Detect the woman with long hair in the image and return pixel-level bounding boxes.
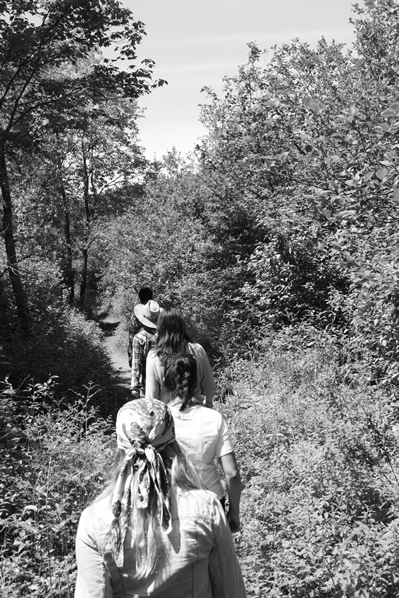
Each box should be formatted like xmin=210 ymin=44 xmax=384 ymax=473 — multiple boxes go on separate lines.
xmin=145 ymin=308 xmax=215 ymax=407
xmin=74 ymin=398 xmax=246 ymax=597
xmin=163 ymin=353 xmax=242 ymax=533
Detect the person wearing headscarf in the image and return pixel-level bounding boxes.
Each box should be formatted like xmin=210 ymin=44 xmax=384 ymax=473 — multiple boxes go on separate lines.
xmin=145 ymin=308 xmax=215 ymax=407
xmin=164 ymin=353 xmax=242 ymax=533
xmin=74 ymin=398 xmax=246 ymax=598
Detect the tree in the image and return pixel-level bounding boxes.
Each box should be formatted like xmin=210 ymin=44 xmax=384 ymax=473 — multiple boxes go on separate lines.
xmin=0 ymin=0 xmax=164 ymax=332
xmin=196 ymin=0 xmax=399 ymax=367
xmin=42 ymin=94 xmax=145 ymax=307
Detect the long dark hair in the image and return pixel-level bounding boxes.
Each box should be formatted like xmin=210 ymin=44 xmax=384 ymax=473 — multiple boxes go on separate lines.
xmin=164 ymin=354 xmax=198 ymax=411
xmin=155 ymin=308 xmax=191 ymax=359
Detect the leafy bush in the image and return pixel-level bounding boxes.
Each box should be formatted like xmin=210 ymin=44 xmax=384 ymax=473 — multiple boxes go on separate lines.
xmin=217 ymin=329 xmax=399 ymax=597
xmin=0 ymin=378 xmax=114 ymax=597
xmin=1 ymin=259 xmax=124 ymax=414
xmin=343 ymin=245 xmax=399 ymax=387
xmin=242 ymin=211 xmax=350 ymax=330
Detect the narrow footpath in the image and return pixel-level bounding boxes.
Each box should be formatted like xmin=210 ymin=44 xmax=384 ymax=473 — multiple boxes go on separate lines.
xmin=100 ymin=315 xmax=131 ymax=392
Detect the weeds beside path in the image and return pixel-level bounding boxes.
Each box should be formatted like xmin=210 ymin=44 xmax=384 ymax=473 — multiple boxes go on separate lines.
xmin=217 ymin=330 xmax=399 ymax=597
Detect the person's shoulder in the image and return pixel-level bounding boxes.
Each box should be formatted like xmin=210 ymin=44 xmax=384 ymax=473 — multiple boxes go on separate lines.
xmin=176 ymin=488 xmax=220 ymax=517
xmin=188 ymin=342 xmax=206 ymax=356
xmin=189 ymin=341 xmax=202 ymax=349
xmin=147 ymin=347 xmax=159 ymax=359
xmin=146 ymin=328 xmax=157 ymax=338
xmin=201 ymin=404 xmax=223 ymax=423
xmin=79 ymin=496 xmax=113 ymax=529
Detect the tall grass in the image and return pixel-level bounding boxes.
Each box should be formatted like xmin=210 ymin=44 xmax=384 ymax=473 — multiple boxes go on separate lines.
xmin=217 ymin=328 xmax=399 ymax=597
xmin=0 ymin=381 xmax=114 ymax=597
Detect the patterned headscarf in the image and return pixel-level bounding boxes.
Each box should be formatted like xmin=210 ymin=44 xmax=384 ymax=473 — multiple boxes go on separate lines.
xmin=111 ymin=399 xmax=176 ymax=567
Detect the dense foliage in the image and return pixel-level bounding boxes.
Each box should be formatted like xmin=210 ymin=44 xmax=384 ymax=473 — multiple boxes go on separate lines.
xmin=0 ymin=380 xmax=113 ymax=597
xmin=2 ymin=0 xmax=399 ymax=596
xmin=220 ymin=328 xmax=399 ymax=597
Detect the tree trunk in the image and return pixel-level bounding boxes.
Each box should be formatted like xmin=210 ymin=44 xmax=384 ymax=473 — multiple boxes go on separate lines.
xmin=79 ymin=145 xmax=90 ymax=308
xmin=64 ymin=208 xmax=75 ymax=304
xmin=0 ymin=140 xmax=30 ymax=334
xmin=58 ymin=182 xmax=75 ymax=304
xmin=0 ymin=273 xmax=8 ymax=333
xmin=80 ymin=246 xmax=88 ymax=307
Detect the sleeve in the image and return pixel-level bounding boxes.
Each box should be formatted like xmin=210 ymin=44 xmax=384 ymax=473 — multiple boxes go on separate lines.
xmin=74 ymin=509 xmax=112 ymax=598
xmin=194 ymin=344 xmax=215 ymax=408
xmin=130 ymin=335 xmax=143 ymax=391
xmin=208 ymin=497 xmax=247 ymax=598
xmin=215 ymin=414 xmax=234 ymax=458
xmin=127 ymin=315 xmax=136 ymax=365
xmin=145 ymin=350 xmax=161 ymax=399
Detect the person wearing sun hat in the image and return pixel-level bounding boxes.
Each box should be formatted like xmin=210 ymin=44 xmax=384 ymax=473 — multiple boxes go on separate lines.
xmin=130 ymin=300 xmax=162 ymax=399
xmin=74 ymin=398 xmax=246 ymax=597
xmin=127 ymin=287 xmax=154 ymax=367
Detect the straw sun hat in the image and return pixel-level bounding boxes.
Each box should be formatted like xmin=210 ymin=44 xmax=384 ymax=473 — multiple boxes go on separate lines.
xmin=134 ymin=300 xmax=162 ymax=329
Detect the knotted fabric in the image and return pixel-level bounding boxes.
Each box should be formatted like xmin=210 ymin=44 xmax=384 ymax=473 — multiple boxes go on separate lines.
xmin=110 ymin=399 xmax=176 ymax=567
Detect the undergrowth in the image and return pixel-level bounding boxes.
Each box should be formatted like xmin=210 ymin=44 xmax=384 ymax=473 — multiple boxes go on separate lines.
xmin=0 ymin=380 xmax=114 ymax=597
xmin=217 ymin=328 xmax=399 ymax=597
xmin=2 ymin=326 xmax=399 ymax=596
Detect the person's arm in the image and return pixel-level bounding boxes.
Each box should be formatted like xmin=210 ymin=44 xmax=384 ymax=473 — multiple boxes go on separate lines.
xmin=127 ymin=316 xmax=135 ymax=367
xmin=194 ymin=344 xmax=215 ymax=408
xmin=208 ymin=497 xmax=246 ymax=598
xmin=145 ymin=351 xmax=161 ymax=399
xmin=130 ymin=335 xmax=143 ymax=397
xmin=218 ymin=452 xmax=241 ymax=532
xmin=75 ymin=509 xmax=112 ymax=598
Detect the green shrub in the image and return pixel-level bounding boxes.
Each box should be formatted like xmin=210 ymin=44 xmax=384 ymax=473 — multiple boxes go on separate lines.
xmin=0 ymin=379 xmax=114 ymax=597
xmin=216 ymin=330 xmax=399 ymax=597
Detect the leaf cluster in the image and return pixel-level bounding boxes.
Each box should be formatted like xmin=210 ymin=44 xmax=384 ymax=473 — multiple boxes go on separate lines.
xmin=0 ymin=378 xmax=114 ymax=597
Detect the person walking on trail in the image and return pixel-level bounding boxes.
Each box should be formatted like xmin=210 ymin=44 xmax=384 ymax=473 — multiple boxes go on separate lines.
xmin=130 ymin=300 xmax=161 ymax=399
xmin=74 ymin=398 xmax=246 ymax=598
xmin=127 ymin=287 xmax=154 ymax=367
xmin=145 ymin=308 xmax=215 ymax=408
xmin=164 ymin=353 xmax=242 ymax=533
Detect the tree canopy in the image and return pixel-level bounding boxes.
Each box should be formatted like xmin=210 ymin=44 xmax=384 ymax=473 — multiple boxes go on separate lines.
xmin=0 ymin=0 xmax=164 ymax=331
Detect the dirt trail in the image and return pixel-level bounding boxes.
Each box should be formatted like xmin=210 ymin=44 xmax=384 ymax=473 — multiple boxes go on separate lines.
xmin=100 ymin=316 xmax=131 ymax=392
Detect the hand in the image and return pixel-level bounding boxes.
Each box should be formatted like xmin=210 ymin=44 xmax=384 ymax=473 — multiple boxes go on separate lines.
xmin=130 ymin=389 xmax=140 ymax=400
xmin=226 ymin=509 xmax=240 ymax=533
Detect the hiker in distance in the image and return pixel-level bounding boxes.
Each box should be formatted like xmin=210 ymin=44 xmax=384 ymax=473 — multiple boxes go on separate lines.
xmin=127 ymin=287 xmax=154 ymax=367
xmin=130 ymin=298 xmax=162 ymax=400
xmin=145 ymin=308 xmax=215 ymax=408
xmin=74 ymin=398 xmax=246 ymax=597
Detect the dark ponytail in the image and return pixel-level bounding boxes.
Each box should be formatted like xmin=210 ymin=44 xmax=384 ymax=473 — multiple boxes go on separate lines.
xmin=164 ymin=354 xmax=198 ymax=411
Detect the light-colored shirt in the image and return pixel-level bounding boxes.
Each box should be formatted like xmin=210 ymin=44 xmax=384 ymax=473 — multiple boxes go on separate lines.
xmin=74 ymin=488 xmax=246 ymax=598
xmin=145 ymin=342 xmax=215 ymax=408
xmin=169 ymin=400 xmax=233 ymax=499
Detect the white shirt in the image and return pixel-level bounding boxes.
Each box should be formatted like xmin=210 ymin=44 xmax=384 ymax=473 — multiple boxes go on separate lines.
xmin=75 ymin=488 xmax=246 ymax=598
xmin=169 ymin=400 xmax=233 ymax=499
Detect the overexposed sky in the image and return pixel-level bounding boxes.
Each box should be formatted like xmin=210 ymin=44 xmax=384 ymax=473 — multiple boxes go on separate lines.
xmin=123 ymin=0 xmax=356 ymax=159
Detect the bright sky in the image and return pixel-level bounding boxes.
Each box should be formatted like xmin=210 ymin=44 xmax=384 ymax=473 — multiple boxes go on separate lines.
xmin=123 ymin=0 xmax=356 ymax=159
